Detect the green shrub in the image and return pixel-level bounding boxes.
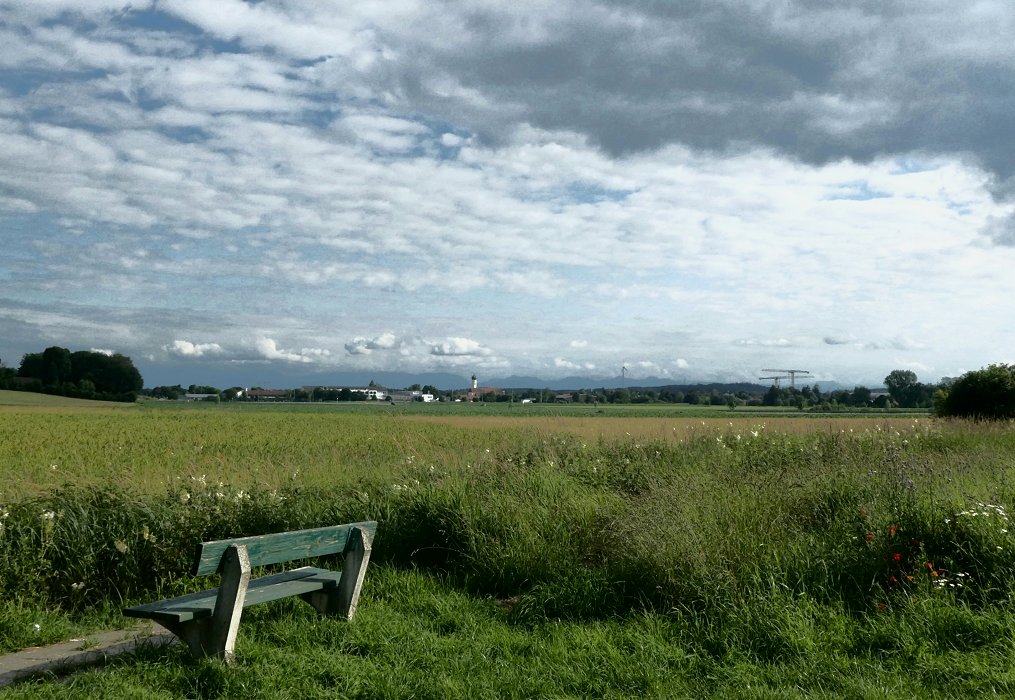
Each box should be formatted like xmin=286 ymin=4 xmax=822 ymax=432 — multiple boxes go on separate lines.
xmin=936 ymin=364 xmax=1015 ymax=419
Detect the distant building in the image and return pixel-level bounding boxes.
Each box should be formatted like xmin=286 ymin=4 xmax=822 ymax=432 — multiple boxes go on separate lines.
xmin=302 ymin=385 xmax=387 ymax=401
xmin=182 ymin=393 xmax=218 ymax=401
xmin=458 ymin=373 xmax=501 ymax=401
xmin=245 ymin=389 xmax=291 ymax=401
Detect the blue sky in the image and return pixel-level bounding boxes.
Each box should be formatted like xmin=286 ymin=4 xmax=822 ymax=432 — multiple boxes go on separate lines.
xmin=2 ymin=1 xmax=1014 ymax=389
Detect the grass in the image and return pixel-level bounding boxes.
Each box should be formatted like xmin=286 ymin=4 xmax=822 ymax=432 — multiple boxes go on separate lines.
xmin=0 ymin=389 xmax=135 ymax=409
xmin=6 ymin=569 xmax=1015 ymax=698
xmin=2 ymin=406 xmax=1015 ymax=696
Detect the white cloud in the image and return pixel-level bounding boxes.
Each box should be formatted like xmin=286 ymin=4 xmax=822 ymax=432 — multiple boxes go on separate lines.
xmin=344 ymin=332 xmax=400 ymax=355
xmin=254 ymin=337 xmax=328 ymax=363
xmin=165 ymin=340 xmax=224 ymax=358
xmin=735 ymin=338 xmax=794 ymax=348
xmin=89 ymin=347 xmax=114 ymax=356
xmin=430 ymin=337 xmax=492 ymax=357
xmin=2 ymin=3 xmax=1015 ymax=387
xmin=553 ymin=357 xmax=595 ymax=371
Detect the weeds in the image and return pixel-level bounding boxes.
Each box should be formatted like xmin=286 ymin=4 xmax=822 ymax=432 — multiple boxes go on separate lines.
xmin=3 ymin=413 xmax=1015 ymax=695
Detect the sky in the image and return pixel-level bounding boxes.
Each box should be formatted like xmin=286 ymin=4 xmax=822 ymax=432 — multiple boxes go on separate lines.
xmin=2 ymin=0 xmax=1014 ymax=389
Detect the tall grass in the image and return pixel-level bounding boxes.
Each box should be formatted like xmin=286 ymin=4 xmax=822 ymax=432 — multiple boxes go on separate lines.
xmin=4 ymin=417 xmax=1014 ymax=627
xmin=6 ymin=413 xmax=1015 ymax=694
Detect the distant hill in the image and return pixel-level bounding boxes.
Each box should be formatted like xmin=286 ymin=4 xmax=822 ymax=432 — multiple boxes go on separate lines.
xmin=649 ymin=382 xmax=772 ymax=395
xmin=487 ymin=376 xmax=777 ymax=394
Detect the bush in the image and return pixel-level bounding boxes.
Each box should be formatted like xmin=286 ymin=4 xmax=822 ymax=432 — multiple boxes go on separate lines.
xmin=936 ymin=364 xmax=1015 ymax=420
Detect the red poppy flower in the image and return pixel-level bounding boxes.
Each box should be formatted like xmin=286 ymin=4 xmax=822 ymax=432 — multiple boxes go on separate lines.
xmin=892 ymin=552 xmax=902 ymax=561
xmin=865 ymin=533 xmax=874 ymax=542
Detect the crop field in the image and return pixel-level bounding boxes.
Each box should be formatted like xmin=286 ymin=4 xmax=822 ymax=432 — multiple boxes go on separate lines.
xmin=3 ymin=401 xmax=1015 ymax=697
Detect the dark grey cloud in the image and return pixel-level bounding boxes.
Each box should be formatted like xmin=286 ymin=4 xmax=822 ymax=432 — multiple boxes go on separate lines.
xmin=386 ymin=1 xmax=1015 ymax=186
xmin=985 ymin=214 xmax=1015 ymax=246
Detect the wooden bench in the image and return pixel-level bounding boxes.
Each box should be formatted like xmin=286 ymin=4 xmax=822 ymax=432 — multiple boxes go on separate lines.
xmin=124 ymin=521 xmax=376 ymax=662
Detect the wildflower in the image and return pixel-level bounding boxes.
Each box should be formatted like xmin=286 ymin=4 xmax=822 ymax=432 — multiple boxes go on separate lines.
xmin=892 ymin=552 xmax=902 ymax=561
xmin=888 ymin=525 xmax=897 ymax=537
xmin=41 ymin=511 xmax=55 ymax=521
xmin=1 ymin=507 xmax=8 ymax=519
xmin=864 ymin=533 xmax=874 ymax=543
xmin=114 ymin=539 xmax=128 ymax=554
xmin=179 ymin=491 xmax=190 ymax=503
xmin=32 ymin=624 xmax=40 ymax=633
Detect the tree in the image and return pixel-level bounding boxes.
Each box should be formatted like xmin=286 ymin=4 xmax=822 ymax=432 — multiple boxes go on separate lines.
xmin=884 ymin=369 xmax=919 ymax=407
xmin=70 ymin=351 xmax=142 ymax=396
xmin=41 ymin=346 xmax=73 ymax=386
xmin=936 ymin=364 xmax=1015 ymax=419
xmin=851 ymin=386 xmax=872 ymax=407
xmin=18 ymin=352 xmax=44 ymax=379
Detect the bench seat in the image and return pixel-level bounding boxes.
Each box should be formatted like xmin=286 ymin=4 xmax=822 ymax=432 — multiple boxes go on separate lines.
xmin=124 ymin=566 xmax=342 ymax=624
xmin=122 ymin=522 xmax=376 ymax=662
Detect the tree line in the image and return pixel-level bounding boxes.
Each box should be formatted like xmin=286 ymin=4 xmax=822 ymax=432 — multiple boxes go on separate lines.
xmin=6 ymin=348 xmax=1009 ymax=418
xmin=0 ymin=346 xmax=143 ymax=402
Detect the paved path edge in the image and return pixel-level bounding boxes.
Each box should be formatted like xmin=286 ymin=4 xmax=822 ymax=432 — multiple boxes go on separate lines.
xmin=0 ymin=623 xmax=177 ymax=688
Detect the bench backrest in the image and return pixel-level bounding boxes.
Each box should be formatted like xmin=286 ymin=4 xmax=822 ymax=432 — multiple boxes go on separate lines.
xmin=192 ymin=521 xmax=378 ymax=576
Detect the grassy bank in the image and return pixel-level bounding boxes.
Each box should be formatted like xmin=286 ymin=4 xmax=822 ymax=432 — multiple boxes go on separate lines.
xmin=2 ymin=410 xmax=1015 ymax=695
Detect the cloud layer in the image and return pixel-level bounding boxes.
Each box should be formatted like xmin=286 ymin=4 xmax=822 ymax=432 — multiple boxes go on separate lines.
xmin=2 ymin=1 xmax=1014 ymax=386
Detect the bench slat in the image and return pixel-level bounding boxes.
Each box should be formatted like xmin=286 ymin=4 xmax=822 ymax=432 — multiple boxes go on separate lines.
xmin=124 ymin=567 xmax=342 ymax=624
xmin=193 ymin=522 xmax=377 ymax=575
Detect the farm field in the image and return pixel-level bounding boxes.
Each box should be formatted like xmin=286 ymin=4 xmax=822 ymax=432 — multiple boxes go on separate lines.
xmin=3 ymin=403 xmax=1015 ymax=696
xmin=0 ymin=389 xmax=136 ymax=410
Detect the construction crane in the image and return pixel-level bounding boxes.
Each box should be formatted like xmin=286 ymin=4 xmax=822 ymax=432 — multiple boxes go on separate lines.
xmin=760 ymin=369 xmax=812 ymax=389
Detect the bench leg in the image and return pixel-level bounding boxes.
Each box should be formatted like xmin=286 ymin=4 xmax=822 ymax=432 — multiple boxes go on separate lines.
xmin=160 ymin=543 xmax=252 ymax=663
xmin=300 ymin=525 xmax=373 ymax=619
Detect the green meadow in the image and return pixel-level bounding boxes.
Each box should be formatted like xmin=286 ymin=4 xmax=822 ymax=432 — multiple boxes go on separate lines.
xmin=3 ymin=401 xmax=1015 ymax=697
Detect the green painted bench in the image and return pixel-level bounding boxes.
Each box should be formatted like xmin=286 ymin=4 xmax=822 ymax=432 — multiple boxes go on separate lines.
xmin=124 ymin=521 xmax=377 ymax=662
